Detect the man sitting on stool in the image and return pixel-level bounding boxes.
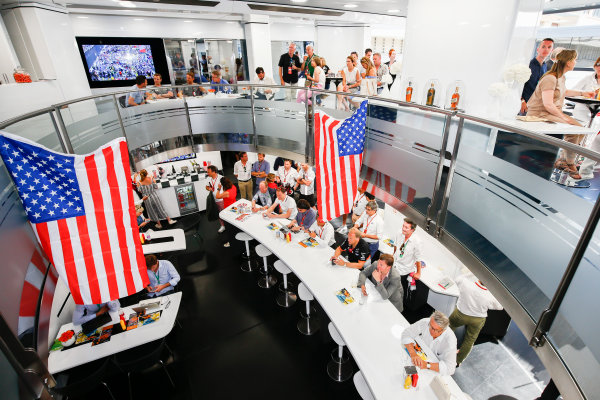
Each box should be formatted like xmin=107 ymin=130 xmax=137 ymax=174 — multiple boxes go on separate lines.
xmin=145 ymin=254 xmax=180 ymax=298
xmin=287 ymin=199 xmax=316 ymax=231
xmin=402 ymin=311 xmax=457 ymax=376
xmin=265 ymin=186 xmax=298 ymax=219
xmin=251 ymin=181 xmax=273 ymax=212
xmin=73 ymin=300 xmax=120 ymax=326
xmin=308 ymin=217 xmax=336 ymax=248
xmin=330 ymin=227 xmax=370 ymax=270
xmin=354 ymin=200 xmax=383 ymax=259
xmin=357 ymin=254 xmax=403 ymax=312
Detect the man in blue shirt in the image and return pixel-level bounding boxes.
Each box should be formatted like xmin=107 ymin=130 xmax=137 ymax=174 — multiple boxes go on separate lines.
xmin=209 ymin=70 xmax=231 ymax=93
xmin=520 ymin=38 xmax=554 ymax=114
xmin=287 ymin=199 xmax=316 ymax=232
xmin=251 ymin=152 xmax=270 ymax=192
xmin=145 ymin=254 xmax=180 ymax=298
xmin=72 ymin=300 xmax=120 ymax=326
xmin=127 ymin=75 xmax=148 ymax=107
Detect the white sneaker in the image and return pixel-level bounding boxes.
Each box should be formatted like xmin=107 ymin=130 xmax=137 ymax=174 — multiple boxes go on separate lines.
xmin=168 ymin=219 xmax=177 ymax=225
xmin=338 ymin=225 xmax=348 ymax=234
xmin=223 ymin=242 xmax=230 ymax=247
xmin=218 ymin=226 xmax=226 ymax=233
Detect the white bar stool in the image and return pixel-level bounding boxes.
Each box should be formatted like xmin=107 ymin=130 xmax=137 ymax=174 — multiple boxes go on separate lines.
xmin=353 ymin=371 xmax=375 ymax=400
xmin=235 ymin=232 xmax=255 ymax=272
xmin=327 ymin=322 xmax=353 ymax=382
xmin=255 ymin=244 xmax=277 ymax=288
xmin=297 ymin=282 xmax=319 ymax=335
xmin=273 ymin=260 xmax=297 ymax=308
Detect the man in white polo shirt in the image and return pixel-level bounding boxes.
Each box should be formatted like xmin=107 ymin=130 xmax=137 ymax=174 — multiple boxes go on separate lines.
xmin=449 ymin=275 xmax=503 ymax=365
xmin=205 ymin=165 xmax=225 ymax=233
xmin=234 ymin=152 xmax=253 ymax=201
xmin=338 ymin=187 xmax=369 ymax=234
xmin=354 ymin=200 xmax=383 ymax=259
xmin=308 ymin=217 xmax=336 ymax=248
xmin=393 ymin=218 xmax=423 ymax=309
xmin=276 ymin=159 xmax=298 ymax=188
xmin=266 ymin=186 xmax=298 ymax=220
xmin=295 ymin=163 xmax=316 ymax=207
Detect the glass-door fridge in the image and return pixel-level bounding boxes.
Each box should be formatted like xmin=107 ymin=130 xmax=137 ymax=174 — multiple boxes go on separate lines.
xmin=175 ymin=183 xmax=198 ymax=215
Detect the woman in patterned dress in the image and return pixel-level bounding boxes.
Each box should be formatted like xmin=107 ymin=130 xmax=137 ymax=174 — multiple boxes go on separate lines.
xmin=137 ymin=169 xmax=176 ymax=229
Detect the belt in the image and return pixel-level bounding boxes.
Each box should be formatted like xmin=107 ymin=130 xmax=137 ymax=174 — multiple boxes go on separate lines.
xmin=239 ymin=179 xmax=251 ymax=182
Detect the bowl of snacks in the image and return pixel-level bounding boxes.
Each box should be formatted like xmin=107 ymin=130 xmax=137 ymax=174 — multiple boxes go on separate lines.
xmin=58 ymin=329 xmax=76 ymax=347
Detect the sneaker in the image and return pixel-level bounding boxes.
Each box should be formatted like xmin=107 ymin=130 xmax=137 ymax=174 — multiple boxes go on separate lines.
xmin=338 ymin=225 xmax=348 ymax=234
xmin=168 ymin=219 xmax=177 ymax=225
xmin=223 ymin=242 xmax=230 ymax=247
xmin=218 ymin=226 xmax=226 ymax=233
xmin=155 ymin=224 xmax=163 ymax=230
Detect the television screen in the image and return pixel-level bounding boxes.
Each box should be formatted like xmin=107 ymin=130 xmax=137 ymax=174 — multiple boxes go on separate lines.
xmin=76 ymin=37 xmax=171 ymax=89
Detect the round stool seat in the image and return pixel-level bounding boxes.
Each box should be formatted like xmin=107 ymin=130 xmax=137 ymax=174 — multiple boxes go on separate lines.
xmin=235 ymin=232 xmax=253 ymax=242
xmin=297 ymin=282 xmax=313 ymax=301
xmin=328 ymin=323 xmax=345 ymax=347
xmin=274 ymin=260 xmax=291 ymax=275
xmin=353 ymin=371 xmax=375 ymax=400
xmin=255 ymin=244 xmax=272 ymax=258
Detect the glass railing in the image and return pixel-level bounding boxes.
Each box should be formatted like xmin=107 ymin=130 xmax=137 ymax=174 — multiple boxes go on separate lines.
xmin=1 ymin=83 xmax=599 ymax=400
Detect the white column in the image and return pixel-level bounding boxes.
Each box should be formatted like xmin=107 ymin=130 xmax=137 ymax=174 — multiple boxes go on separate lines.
xmin=244 ymin=14 xmax=273 ymax=82
xmin=396 ymin=0 xmax=544 ymax=116
xmin=315 ymin=24 xmax=370 ymax=74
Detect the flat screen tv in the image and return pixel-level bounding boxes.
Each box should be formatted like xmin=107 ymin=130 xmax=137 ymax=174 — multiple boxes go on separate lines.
xmin=76 ymin=37 xmax=171 ymax=89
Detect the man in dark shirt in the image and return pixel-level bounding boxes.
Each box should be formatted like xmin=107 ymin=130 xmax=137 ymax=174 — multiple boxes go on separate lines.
xmin=331 ymin=227 xmax=370 ymax=270
xmin=278 ymin=42 xmax=302 ymax=101
xmin=520 ymin=38 xmax=554 ymax=115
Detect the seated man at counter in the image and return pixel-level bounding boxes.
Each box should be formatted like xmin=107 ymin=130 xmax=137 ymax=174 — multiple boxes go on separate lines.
xmin=330 ymin=227 xmax=370 ymax=270
xmin=253 ymin=67 xmax=278 ymax=100
xmin=145 ymin=254 xmax=180 ymax=298
xmin=127 ymin=75 xmax=147 ymax=107
xmin=72 ymin=300 xmax=120 ymax=326
xmin=265 ymin=186 xmax=298 ymax=220
xmin=308 ymin=217 xmax=336 ymax=247
xmin=147 ymin=73 xmax=173 ymax=99
xmin=357 ymin=254 xmax=403 ymax=312
xmin=402 ymin=311 xmax=457 ymax=376
xmin=252 ymin=181 xmax=273 ymax=212
xmin=210 ymin=70 xmax=231 ymax=94
xmin=354 ymin=200 xmax=383 ymax=259
xmin=179 ymin=71 xmax=205 ymax=97
xmin=287 ymin=199 xmax=316 ymax=232
xmin=251 ymin=152 xmax=270 ymax=192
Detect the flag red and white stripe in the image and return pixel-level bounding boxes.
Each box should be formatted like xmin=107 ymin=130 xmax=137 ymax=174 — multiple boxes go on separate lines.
xmin=359 ymin=165 xmax=416 ymax=204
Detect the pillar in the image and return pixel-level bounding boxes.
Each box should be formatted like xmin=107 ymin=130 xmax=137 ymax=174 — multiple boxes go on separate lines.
xmin=244 ymin=14 xmax=273 ymax=81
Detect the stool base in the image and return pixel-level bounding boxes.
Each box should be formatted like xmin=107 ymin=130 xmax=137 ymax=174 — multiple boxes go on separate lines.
xmin=258 ymin=274 xmax=277 ymax=289
xmin=276 ymin=290 xmax=297 ymax=308
xmin=240 ymin=259 xmax=255 ymax=273
xmin=327 ymin=349 xmax=353 ymax=382
xmin=297 ymin=316 xmax=319 ymax=335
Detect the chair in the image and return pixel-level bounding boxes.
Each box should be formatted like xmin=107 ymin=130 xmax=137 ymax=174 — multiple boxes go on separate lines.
xmin=236 ymin=232 xmax=255 ymax=272
xmin=273 ymin=260 xmax=297 ymax=308
xmin=255 ymin=244 xmax=277 ymax=288
xmin=50 ymin=357 xmax=116 ymax=400
xmin=327 ymin=322 xmax=353 ymax=382
xmin=297 ymin=282 xmax=318 ymax=335
xmin=353 ymin=370 xmax=375 ymax=400
xmin=113 ymin=338 xmax=174 ymax=400
xmin=118 ymin=95 xmax=127 ymax=108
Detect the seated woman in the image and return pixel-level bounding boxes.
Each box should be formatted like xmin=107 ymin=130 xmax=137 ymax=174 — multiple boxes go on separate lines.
xmin=337 ymin=56 xmax=361 ymax=111
xmin=145 ymin=254 xmax=180 ymax=298
xmin=72 ymin=300 xmax=120 ymax=326
xmin=526 ymin=49 xmax=595 ymax=180
xmin=297 ymin=56 xmax=325 ymax=105
xmin=360 ymin=56 xmax=377 ymax=96
xmin=135 ymin=204 xmax=151 ymax=231
xmin=215 ymin=177 xmax=237 ymax=247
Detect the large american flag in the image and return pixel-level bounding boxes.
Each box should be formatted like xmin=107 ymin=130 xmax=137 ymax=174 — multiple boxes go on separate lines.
xmin=314 ymin=101 xmax=367 ymax=221
xmin=0 ymin=133 xmax=148 ymax=305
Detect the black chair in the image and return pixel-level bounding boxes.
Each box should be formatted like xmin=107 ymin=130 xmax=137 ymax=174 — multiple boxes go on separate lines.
xmin=50 ymin=357 xmax=116 ymax=400
xmin=113 ymin=338 xmax=175 ymax=400
xmin=118 ymin=95 xmax=127 ymax=108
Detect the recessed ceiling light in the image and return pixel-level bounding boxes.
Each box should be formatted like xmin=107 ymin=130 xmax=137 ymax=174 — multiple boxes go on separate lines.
xmin=344 ymin=4 xmax=358 ymax=8
xmin=291 ymin=0 xmax=308 ymax=2
xmin=227 ymin=40 xmax=233 ymax=43
xmin=184 ymin=20 xmax=192 ymax=23
xmin=134 ymin=18 xmax=144 ymax=21
xmin=76 ymin=16 xmax=88 ymax=18
xmin=188 ymin=39 xmax=195 ymax=43
xmin=388 ymin=9 xmax=400 ymax=13
xmin=226 ymin=21 xmax=236 ymax=24
xmin=119 ymin=1 xmax=136 ymax=8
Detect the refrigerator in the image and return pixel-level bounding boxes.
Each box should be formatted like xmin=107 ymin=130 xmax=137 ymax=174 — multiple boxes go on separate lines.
xmin=175 ymin=183 xmax=198 ymax=215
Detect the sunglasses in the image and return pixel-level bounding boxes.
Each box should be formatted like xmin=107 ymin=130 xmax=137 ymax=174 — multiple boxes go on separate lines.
xmin=595 ymin=63 xmax=600 ymax=67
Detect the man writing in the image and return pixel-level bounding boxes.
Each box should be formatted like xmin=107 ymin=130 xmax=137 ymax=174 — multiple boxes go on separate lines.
xmin=520 ymin=38 xmax=554 ymax=114
xmin=127 ymin=75 xmax=147 ymax=107
xmin=357 ymin=254 xmax=403 ymax=312
xmin=251 ymin=181 xmax=273 ymax=212
xmin=287 ymin=199 xmax=316 ymax=232
xmin=330 ymin=227 xmax=370 ymax=270
xmin=308 ymin=218 xmax=336 ymax=247
xmin=73 ymin=300 xmax=120 ymax=326
xmin=278 ymin=42 xmax=302 ymax=101
xmin=251 ymin=153 xmax=270 ymax=192
xmin=265 ymin=186 xmax=298 ymax=220
xmin=234 ymin=152 xmax=253 ymax=201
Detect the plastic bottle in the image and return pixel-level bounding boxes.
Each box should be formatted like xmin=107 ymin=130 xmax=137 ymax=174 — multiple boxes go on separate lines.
xmin=404 ymin=375 xmax=412 ymax=389
xmin=412 ymin=373 xmax=419 ymax=387
xmin=119 ymin=312 xmax=126 ymax=331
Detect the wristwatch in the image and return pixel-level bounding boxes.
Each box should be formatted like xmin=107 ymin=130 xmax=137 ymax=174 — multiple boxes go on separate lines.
xmin=426 ymin=362 xmax=431 ymax=369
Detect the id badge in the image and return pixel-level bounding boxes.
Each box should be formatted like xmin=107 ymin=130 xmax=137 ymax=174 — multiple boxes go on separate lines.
xmin=288 ymin=66 xmax=292 ymax=74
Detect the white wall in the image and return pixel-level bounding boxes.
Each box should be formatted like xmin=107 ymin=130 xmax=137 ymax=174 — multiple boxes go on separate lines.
xmin=244 ymin=16 xmax=273 ymax=81
xmin=270 ymin=22 xmax=315 ymax=42
xmin=0 ymin=16 xmax=19 ymax=84
xmin=315 ymin=25 xmax=369 ymax=74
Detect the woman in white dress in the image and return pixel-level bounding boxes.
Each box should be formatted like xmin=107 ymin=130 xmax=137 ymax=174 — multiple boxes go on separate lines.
xmin=337 ymin=56 xmax=361 ymax=111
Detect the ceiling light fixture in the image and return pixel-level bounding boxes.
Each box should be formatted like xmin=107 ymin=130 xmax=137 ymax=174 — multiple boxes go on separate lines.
xmin=344 ymin=4 xmax=358 ymax=8
xmin=119 ymin=1 xmax=137 ymax=8
xmin=134 ymin=18 xmax=144 ymax=21
xmin=291 ymin=0 xmax=308 ymax=2
xmin=76 ymin=16 xmax=89 ymax=19
xmin=184 ymin=20 xmax=192 ymax=22
xmin=388 ymin=9 xmax=399 ymax=12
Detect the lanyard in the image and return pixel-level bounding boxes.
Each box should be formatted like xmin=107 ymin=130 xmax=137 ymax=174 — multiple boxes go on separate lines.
xmin=398 ymin=237 xmax=409 ymax=258
xmin=475 ymin=281 xmax=487 ymax=290
xmin=153 ymin=269 xmax=160 ymax=284
xmin=283 ymin=168 xmax=290 ymax=183
xmin=299 ymin=212 xmax=308 ymax=226
xmin=354 ymin=193 xmax=365 ymax=207
xmin=318 ymin=226 xmax=325 ymax=238
xmin=363 ymin=214 xmax=376 ymax=234
xmin=211 ymin=177 xmax=218 ymax=192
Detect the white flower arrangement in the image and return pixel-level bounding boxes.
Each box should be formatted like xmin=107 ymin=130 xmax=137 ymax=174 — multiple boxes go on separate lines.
xmin=380 ymin=74 xmax=393 ymax=84
xmin=502 ymin=64 xmax=531 ymax=84
xmin=389 ymin=61 xmax=402 ymax=75
xmin=488 ymin=82 xmax=509 ymax=98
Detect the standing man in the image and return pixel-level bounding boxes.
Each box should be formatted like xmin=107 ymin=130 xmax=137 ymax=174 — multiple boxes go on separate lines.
xmin=354 ymin=200 xmax=384 ymax=259
xmin=205 ymin=165 xmax=225 ymax=233
xmin=127 ymin=75 xmax=148 ymax=107
xmin=301 ymin=45 xmax=317 ymax=87
xmin=295 ymin=163 xmax=315 ymax=207
xmin=251 ymin=152 xmax=270 ymax=193
xmin=234 ymin=152 xmax=253 ymax=201
xmin=393 ymin=218 xmax=424 ymax=309
xmin=278 ymin=42 xmax=302 ymax=101
xmin=520 ymin=38 xmax=554 ymax=114
xmin=449 ymin=275 xmax=503 ymax=366
xmin=276 ymin=159 xmax=298 ymax=188
xmin=373 ymin=53 xmax=389 ymax=94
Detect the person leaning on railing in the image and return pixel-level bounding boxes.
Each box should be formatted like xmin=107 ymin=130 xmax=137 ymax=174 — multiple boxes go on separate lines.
xmin=526 ymin=49 xmax=595 ymax=180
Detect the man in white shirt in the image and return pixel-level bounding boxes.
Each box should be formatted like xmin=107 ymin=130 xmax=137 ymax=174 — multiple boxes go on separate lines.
xmin=308 ymin=218 xmax=336 ymax=247
xmin=205 ymin=165 xmax=225 ymax=233
xmin=393 ymin=218 xmax=423 ymax=309
xmin=295 ymin=163 xmax=316 ymax=207
xmin=266 ymin=186 xmax=298 ymax=220
xmin=276 ymin=159 xmax=298 ymax=188
xmin=338 ymin=187 xmax=369 ymax=234
xmin=450 ymin=275 xmax=503 ymax=365
xmin=252 ymin=181 xmax=273 ymax=212
xmin=354 ymin=200 xmax=383 ymax=259
xmin=253 ymin=67 xmax=278 ymax=100
xmin=402 ymin=311 xmax=457 ymax=376
xmin=233 ymin=152 xmax=253 ymax=201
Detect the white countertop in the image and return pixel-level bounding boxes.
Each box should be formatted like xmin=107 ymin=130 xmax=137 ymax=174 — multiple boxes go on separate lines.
xmin=221 ymin=201 xmax=466 ymax=400
xmin=142 ymin=228 xmax=186 ymax=254
xmin=475 ymin=117 xmax=596 ymax=135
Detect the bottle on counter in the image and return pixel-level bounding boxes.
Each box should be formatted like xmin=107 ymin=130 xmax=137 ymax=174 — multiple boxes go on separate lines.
xmin=405 ymin=82 xmax=413 ymax=102
xmin=450 ymin=87 xmax=460 ymax=110
xmin=426 ymin=83 xmax=435 ymax=106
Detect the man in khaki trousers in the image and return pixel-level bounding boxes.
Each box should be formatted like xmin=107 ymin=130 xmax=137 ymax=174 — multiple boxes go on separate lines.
xmin=234 ymin=152 xmax=253 ymax=201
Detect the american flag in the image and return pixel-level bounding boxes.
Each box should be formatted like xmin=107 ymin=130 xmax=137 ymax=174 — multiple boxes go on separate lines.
xmin=314 ymin=101 xmax=367 ymax=221
xmin=0 ymin=133 xmax=148 ymax=305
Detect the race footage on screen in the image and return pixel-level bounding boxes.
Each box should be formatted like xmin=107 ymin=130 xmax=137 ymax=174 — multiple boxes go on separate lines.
xmin=83 ymin=44 xmax=156 ymax=81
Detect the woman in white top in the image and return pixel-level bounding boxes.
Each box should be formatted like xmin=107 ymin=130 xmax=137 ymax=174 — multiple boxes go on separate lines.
xmin=337 ymin=56 xmax=361 ymax=111
xmin=297 ymin=56 xmax=324 ymax=105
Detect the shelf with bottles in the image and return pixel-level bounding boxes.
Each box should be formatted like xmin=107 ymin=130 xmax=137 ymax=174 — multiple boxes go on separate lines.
xmin=444 ymin=80 xmax=466 ymax=112
xmin=422 ymin=79 xmax=441 ymax=108
xmin=400 ymin=77 xmax=419 ymax=104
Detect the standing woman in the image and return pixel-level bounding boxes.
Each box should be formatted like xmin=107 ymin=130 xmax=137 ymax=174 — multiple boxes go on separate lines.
xmin=526 ymin=49 xmax=595 ymax=179
xmin=215 ymin=177 xmax=237 ymax=247
xmin=137 ymin=169 xmax=177 ymax=229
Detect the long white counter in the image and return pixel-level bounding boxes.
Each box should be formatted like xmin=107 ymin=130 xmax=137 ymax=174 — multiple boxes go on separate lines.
xmin=220 ymin=200 xmax=467 ymax=400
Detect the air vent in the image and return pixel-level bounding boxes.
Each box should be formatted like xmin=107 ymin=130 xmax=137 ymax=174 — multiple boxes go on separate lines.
xmin=247 ymin=3 xmax=344 ymax=16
